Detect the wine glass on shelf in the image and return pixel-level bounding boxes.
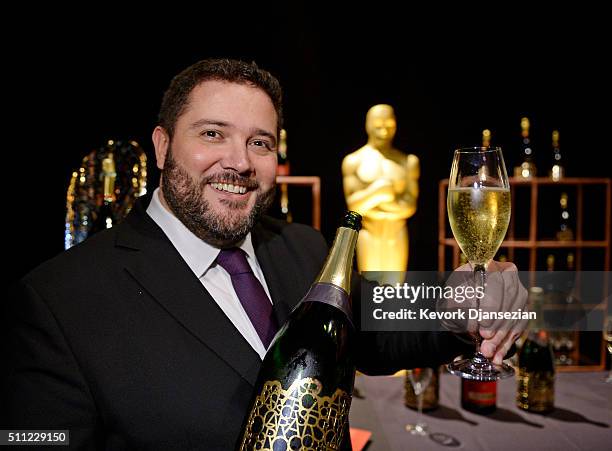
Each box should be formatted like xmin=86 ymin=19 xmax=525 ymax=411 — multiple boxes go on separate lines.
xmin=604 ymin=315 xmax=612 ymax=383
xmin=446 ymin=146 xmax=513 ymax=381
xmin=405 ymin=368 xmax=433 ymax=436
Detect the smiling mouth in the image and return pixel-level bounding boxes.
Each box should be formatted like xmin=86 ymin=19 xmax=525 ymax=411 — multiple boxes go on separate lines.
xmin=209 ymin=182 xmax=249 ymax=194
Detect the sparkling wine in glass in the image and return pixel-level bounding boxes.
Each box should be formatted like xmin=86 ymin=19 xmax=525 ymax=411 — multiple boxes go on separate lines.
xmin=447 ymin=146 xmax=513 ymax=380
xmin=405 ymin=368 xmax=433 ymax=436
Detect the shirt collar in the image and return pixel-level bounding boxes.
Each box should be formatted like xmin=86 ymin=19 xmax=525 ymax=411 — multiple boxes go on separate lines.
xmin=146 ymin=188 xmax=257 ymax=278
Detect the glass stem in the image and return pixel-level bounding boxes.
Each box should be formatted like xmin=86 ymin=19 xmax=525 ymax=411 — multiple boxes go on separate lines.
xmin=473 ymin=264 xmax=487 ymax=355
xmin=416 ymin=392 xmax=423 ymax=426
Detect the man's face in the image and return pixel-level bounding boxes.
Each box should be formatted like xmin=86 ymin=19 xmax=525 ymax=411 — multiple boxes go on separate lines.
xmin=155 ymin=80 xmax=278 ymax=247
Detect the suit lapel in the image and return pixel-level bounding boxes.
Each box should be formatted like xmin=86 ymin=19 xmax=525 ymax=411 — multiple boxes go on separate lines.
xmin=252 ymin=221 xmax=304 ymax=327
xmin=116 ymin=199 xmax=262 ymax=387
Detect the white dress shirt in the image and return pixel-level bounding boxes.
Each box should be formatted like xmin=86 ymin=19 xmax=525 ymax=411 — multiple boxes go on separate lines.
xmin=146 ymin=188 xmax=273 ymax=359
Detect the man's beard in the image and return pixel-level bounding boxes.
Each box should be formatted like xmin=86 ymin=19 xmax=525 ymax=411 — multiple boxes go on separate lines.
xmin=161 ymin=149 xmax=275 ymax=247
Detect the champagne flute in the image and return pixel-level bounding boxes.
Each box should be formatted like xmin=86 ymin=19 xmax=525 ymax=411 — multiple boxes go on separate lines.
xmin=604 ymin=316 xmax=612 ymax=383
xmin=447 ymin=147 xmax=513 ymax=380
xmin=405 ymin=368 xmax=433 ymax=436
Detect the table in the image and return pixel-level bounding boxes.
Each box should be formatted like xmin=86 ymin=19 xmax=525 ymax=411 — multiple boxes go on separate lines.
xmin=349 ymin=371 xmax=612 ymax=451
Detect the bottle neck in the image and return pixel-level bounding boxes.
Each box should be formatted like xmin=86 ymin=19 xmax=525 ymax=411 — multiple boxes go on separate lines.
xmin=529 ymin=304 xmax=546 ymax=333
xmin=315 ymin=227 xmax=359 ymax=292
xmin=527 ymin=328 xmax=550 ymax=347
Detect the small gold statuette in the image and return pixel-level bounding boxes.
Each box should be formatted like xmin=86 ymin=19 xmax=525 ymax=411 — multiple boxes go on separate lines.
xmin=341 ymin=104 xmax=420 ymax=284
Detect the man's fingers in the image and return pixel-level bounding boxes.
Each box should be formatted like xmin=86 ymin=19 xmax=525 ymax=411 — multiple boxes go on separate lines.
xmin=479 ymin=328 xmax=496 ymax=340
xmin=492 ymin=329 xmax=523 ymax=365
xmin=480 ymin=328 xmax=510 ymax=359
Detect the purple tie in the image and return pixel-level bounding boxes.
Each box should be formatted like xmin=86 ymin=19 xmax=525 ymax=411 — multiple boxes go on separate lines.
xmin=216 ymin=248 xmax=279 ymax=348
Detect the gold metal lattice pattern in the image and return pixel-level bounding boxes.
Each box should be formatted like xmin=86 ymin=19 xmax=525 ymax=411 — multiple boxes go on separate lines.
xmin=240 ymin=377 xmax=351 ymax=451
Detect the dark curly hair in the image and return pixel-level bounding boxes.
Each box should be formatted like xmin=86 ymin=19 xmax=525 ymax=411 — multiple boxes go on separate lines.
xmin=158 ymin=58 xmax=283 ymax=139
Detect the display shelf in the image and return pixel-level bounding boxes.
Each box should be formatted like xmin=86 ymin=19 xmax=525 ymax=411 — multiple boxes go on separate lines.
xmin=275 ymin=175 xmax=321 ymax=230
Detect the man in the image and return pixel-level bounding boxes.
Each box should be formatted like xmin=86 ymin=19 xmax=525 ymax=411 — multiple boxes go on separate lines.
xmin=2 ymin=59 xmax=526 ymax=450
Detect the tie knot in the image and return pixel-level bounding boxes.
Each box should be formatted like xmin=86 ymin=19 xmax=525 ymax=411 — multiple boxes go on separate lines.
xmin=216 ymin=248 xmax=252 ymax=276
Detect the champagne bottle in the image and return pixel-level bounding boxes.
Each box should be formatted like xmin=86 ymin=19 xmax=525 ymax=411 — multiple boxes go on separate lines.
xmin=546 ymin=254 xmax=555 ymax=272
xmin=277 ymin=128 xmax=290 ymax=176
xmin=566 ymin=252 xmax=575 ymax=271
xmin=276 ymin=128 xmax=292 ymax=222
xmin=404 ymin=366 xmax=440 ymax=411
xmin=550 ymin=130 xmax=564 ymax=181
xmin=238 ymin=211 xmax=362 ymax=450
xmin=557 ymin=252 xmax=576 ymax=365
xmin=461 ymin=379 xmax=496 ymax=414
xmin=514 ymin=117 xmax=536 ymax=178
xmin=92 ymin=151 xmax=117 ymax=233
xmin=482 ymin=129 xmax=492 ymax=148
xmin=511 ymin=289 xmax=545 ymax=369
xmin=517 ymin=286 xmax=555 ymax=413
xmin=556 ymin=192 xmax=574 ymax=241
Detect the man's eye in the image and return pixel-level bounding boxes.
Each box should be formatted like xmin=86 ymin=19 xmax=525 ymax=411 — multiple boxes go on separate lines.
xmin=202 ymin=130 xmax=221 ymax=138
xmin=251 ymin=140 xmax=272 ymax=150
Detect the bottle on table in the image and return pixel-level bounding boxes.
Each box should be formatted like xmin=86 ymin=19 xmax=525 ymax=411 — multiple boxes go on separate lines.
xmin=517 ymin=286 xmax=556 ymax=413
xmin=238 ymin=211 xmax=362 ymax=450
xmin=461 ymin=378 xmax=497 ymax=414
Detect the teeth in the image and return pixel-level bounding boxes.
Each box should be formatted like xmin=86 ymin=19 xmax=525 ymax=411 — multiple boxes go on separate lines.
xmin=210 ymin=182 xmax=247 ymax=194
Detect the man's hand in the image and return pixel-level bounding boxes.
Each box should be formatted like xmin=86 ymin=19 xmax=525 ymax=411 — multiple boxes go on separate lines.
xmin=440 ymin=261 xmax=528 ymax=365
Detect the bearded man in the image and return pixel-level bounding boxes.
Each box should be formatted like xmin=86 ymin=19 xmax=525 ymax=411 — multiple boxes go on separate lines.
xmin=2 ymin=59 xmax=525 ymax=450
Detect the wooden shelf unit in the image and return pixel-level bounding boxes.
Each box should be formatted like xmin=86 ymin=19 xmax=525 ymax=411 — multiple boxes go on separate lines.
xmin=275 ymin=175 xmax=321 ymax=230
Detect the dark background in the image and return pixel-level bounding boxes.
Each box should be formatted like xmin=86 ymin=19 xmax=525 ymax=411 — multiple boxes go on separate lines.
xmin=7 ymin=10 xmax=609 ymax=283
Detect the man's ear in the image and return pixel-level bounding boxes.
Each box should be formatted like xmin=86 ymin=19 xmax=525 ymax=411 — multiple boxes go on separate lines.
xmin=152 ymin=126 xmax=170 ymax=170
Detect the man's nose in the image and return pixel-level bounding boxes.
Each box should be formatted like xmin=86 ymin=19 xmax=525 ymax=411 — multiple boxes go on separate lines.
xmin=220 ymin=142 xmax=253 ymax=173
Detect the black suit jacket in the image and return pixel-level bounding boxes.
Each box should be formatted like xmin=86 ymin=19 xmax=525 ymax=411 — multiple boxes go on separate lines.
xmin=2 ymin=196 xmax=471 ymax=450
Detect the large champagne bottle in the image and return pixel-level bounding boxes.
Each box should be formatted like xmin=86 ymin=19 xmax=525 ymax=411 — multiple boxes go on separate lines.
xmin=517 ymin=286 xmax=556 ymax=413
xmin=91 ymin=152 xmax=117 ymax=233
xmin=238 ymin=211 xmax=362 ymax=451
